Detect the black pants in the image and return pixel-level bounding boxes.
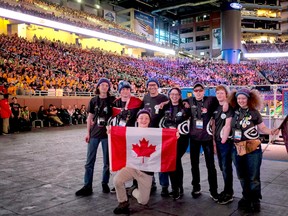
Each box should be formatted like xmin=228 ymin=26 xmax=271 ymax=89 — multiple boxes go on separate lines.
xmin=10 ymin=117 xmax=20 ymax=133
xmin=169 ymin=135 xmax=189 ymax=192
xmin=189 ymin=139 xmax=218 ymax=194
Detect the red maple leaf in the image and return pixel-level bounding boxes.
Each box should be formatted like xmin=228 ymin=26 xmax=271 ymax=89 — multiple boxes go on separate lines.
xmin=132 ymin=138 xmax=156 ymax=163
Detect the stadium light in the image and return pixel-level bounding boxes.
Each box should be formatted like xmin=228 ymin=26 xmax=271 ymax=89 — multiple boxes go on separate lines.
xmin=244 ymin=52 xmax=288 ymax=58
xmin=0 ymin=8 xmax=175 ymax=55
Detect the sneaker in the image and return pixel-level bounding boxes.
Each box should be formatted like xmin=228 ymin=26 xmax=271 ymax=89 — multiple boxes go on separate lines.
xmin=238 ymin=198 xmax=251 ymax=211
xmin=75 ymin=186 xmax=93 ymax=196
xmin=218 ymin=193 xmax=233 ymax=205
xmin=191 ymin=188 xmax=201 ymax=199
xmin=172 ymin=190 xmax=180 ymax=200
xmin=251 ymin=201 xmax=261 ymax=213
xmin=113 ymin=201 xmax=130 ymax=215
xmin=150 ymin=184 xmax=157 ymax=193
xmin=110 ymin=187 xmax=116 ymax=194
xmin=210 ymin=192 xmax=219 ymax=202
xmin=102 ymin=183 xmax=110 ymax=193
xmin=179 ymin=186 xmax=184 ymax=197
xmin=161 ymin=186 xmax=169 ymax=197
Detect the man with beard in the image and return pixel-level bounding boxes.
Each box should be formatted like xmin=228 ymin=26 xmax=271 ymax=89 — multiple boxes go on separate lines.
xmin=142 ymin=78 xmax=170 ymax=197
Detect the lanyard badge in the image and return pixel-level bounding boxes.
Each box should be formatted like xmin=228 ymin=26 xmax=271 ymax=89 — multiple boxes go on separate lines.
xmin=196 ymin=119 xmax=203 ymax=129
xmin=234 ymin=129 xmax=242 ymax=140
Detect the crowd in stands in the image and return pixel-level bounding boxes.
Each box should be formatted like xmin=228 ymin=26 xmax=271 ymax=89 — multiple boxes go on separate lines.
xmin=244 ymin=40 xmax=288 ymax=53
xmin=0 ymin=0 xmax=165 ymax=47
xmin=1 ymin=33 xmax=288 ymax=98
xmin=2 ymin=96 xmax=88 ymax=135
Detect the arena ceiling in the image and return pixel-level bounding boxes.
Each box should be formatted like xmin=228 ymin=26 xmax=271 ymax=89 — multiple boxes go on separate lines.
xmin=106 ymin=0 xmax=228 ymax=21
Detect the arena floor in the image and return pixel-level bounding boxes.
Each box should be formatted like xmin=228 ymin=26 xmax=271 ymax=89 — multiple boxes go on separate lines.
xmin=0 ymin=125 xmax=287 ymax=216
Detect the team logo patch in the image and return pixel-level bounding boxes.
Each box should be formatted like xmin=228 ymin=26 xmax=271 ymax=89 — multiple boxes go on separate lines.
xmin=243 ymin=126 xmax=259 ymax=139
xmin=206 ymin=119 xmax=213 ymax=135
xmin=178 ymin=119 xmax=190 ymax=135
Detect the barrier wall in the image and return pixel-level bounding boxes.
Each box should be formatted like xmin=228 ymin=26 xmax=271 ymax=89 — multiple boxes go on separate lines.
xmin=10 ymin=96 xmax=92 ymax=112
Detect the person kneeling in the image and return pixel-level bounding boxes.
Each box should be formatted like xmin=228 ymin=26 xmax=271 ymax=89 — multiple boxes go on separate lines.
xmin=113 ymin=110 xmax=153 ymax=215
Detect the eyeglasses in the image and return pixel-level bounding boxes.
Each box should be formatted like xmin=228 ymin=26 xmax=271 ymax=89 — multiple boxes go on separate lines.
xmin=193 ymin=89 xmax=204 ymax=93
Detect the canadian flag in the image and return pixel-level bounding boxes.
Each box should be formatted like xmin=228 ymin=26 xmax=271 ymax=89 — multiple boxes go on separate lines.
xmin=112 ymin=96 xmax=142 ymax=117
xmin=108 ymin=126 xmax=177 ymax=172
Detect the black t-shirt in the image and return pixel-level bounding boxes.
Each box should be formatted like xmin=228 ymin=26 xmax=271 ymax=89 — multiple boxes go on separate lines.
xmin=161 ymin=102 xmax=189 ymax=129
xmin=186 ymin=96 xmax=218 ymax=141
xmin=88 ymin=95 xmax=115 ymax=138
xmin=142 ymin=93 xmax=168 ymax=128
xmin=10 ymin=102 xmax=21 ymax=116
xmin=231 ymin=108 xmax=262 ymax=142
xmin=112 ymin=97 xmax=141 ymax=127
xmin=213 ymin=105 xmax=233 ymax=142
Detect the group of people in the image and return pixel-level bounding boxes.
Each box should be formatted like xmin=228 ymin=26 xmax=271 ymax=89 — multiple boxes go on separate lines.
xmin=74 ymin=77 xmax=279 ymax=215
xmin=244 ymin=40 xmax=288 ymax=53
xmin=0 ymin=95 xmax=33 ymax=134
xmin=0 ymin=0 xmax=160 ymax=46
xmin=0 ymin=94 xmax=88 ymax=135
xmin=1 ymin=33 xmax=288 ymax=101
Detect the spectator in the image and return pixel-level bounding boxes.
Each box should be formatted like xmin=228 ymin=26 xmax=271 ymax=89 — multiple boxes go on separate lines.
xmin=0 ymin=94 xmax=12 ymax=135
xmin=9 ymin=96 xmax=21 ymax=133
xmin=47 ymin=104 xmax=63 ymax=126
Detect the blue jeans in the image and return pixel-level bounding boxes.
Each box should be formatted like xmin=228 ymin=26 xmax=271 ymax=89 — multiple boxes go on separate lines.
xmin=190 ymin=139 xmax=218 ymax=193
xmin=232 ymin=145 xmax=262 ymax=201
xmin=159 ymin=172 xmax=169 ymax=187
xmin=216 ymin=140 xmax=233 ymax=195
xmin=84 ymin=137 xmax=110 ymax=187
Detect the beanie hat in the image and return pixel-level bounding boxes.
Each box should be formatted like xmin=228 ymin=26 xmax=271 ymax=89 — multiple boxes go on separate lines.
xmin=136 ymin=109 xmax=151 ymax=120
xmin=96 ymin=78 xmax=110 ymax=90
xmin=193 ymin=82 xmax=205 ymax=89
xmin=236 ymin=88 xmax=251 ymax=98
xmin=118 ymin=80 xmax=131 ymax=93
xmin=146 ymin=78 xmax=160 ymax=88
xmin=167 ymin=87 xmax=182 ymax=97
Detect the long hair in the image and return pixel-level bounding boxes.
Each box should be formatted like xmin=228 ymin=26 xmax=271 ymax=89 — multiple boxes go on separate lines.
xmin=95 ymin=88 xmax=111 ymax=97
xmin=228 ymin=89 xmax=263 ymax=111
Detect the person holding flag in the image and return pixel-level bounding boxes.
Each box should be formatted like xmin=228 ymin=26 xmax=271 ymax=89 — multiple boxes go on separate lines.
xmin=110 ymin=80 xmax=142 ymax=127
xmin=75 ymin=78 xmax=115 ymax=196
xmin=228 ymin=88 xmax=279 ymax=213
xmin=109 ymin=80 xmax=142 ymax=193
xmin=159 ymin=87 xmax=189 ymax=200
xmin=110 ymin=109 xmax=178 ymax=214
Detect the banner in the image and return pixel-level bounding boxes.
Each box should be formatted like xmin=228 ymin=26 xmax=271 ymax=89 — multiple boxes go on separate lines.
xmin=212 ymin=28 xmax=222 ymax=49
xmin=134 ymin=11 xmax=154 ymax=41
xmin=104 ymin=10 xmax=116 ymax=22
xmin=108 ymin=126 xmax=177 ymax=172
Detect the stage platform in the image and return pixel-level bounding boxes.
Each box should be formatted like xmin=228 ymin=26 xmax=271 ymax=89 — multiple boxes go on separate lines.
xmin=0 ymin=125 xmax=287 ymax=216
